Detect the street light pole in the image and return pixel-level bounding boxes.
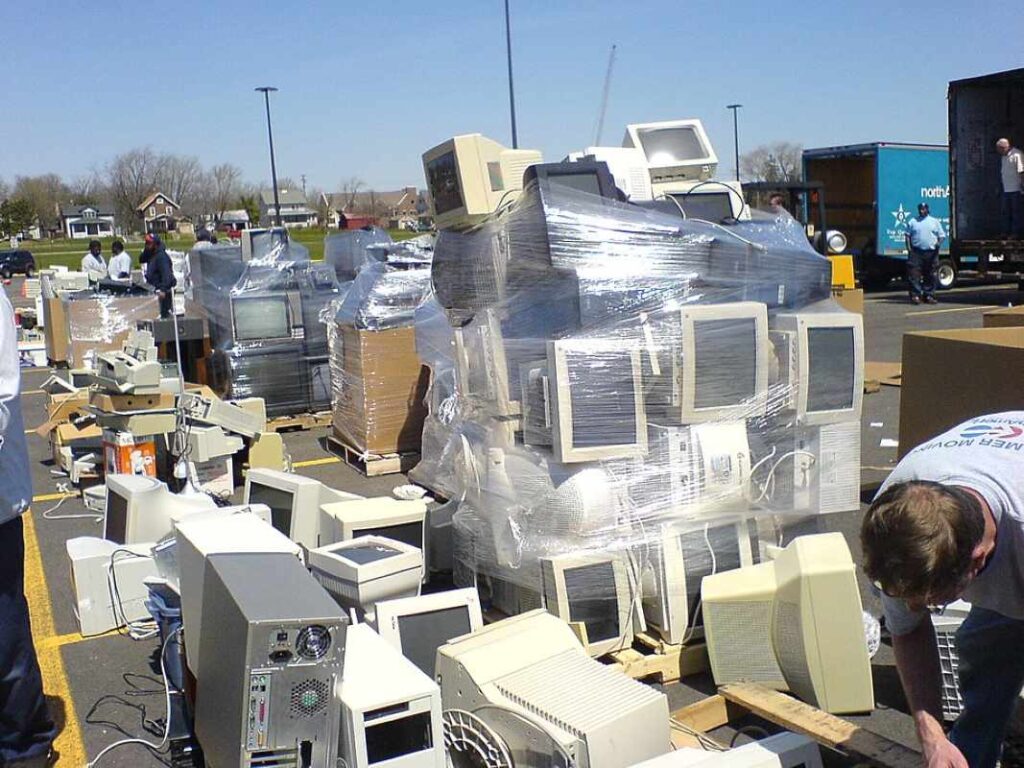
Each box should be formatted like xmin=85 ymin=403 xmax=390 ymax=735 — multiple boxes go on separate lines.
xmin=504 ymin=0 xmax=518 ymax=148
xmin=255 ymin=86 xmax=282 ymax=227
xmin=727 ymin=103 xmax=742 ymax=182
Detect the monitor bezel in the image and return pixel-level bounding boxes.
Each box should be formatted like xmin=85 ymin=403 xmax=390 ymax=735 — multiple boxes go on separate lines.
xmin=230 ymin=292 xmax=293 ymax=343
xmin=523 ymin=160 xmax=620 ymax=202
xmin=453 ymin=309 xmax=517 ymax=418
xmin=326 ymin=499 xmax=429 ymax=553
xmin=623 ymin=119 xmax=718 ymax=183
xmin=793 ymin=313 xmax=864 ymax=426
xmin=309 ymin=534 xmax=423 ymax=585
xmin=243 ymin=468 xmax=324 ymax=547
xmin=374 ymin=588 xmax=483 ymax=662
xmin=677 ymin=302 xmax=770 ymax=423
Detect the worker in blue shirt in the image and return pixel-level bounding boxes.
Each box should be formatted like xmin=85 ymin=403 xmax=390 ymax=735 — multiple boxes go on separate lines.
xmin=904 ymin=202 xmax=946 ymax=305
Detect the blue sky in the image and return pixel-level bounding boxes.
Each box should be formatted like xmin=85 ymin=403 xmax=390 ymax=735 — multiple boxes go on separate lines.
xmin=0 ymin=0 xmax=1019 ymax=192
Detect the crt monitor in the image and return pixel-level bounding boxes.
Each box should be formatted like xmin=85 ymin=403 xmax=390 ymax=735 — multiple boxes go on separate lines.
xmin=701 ymin=532 xmax=874 ymax=714
xmin=565 ymin=146 xmax=654 ymax=201
xmin=539 ymin=552 xmax=634 ymax=657
xmin=522 ymin=161 xmax=620 ymax=201
xmin=668 ymin=191 xmax=734 ymax=222
xmin=104 ymin=474 xmax=216 ymax=545
xmin=421 ymin=134 xmax=542 ymax=231
xmin=546 ymin=337 xmax=648 ymax=463
xmin=453 ymin=310 xmax=516 ymax=417
xmin=623 ymin=119 xmax=718 ymax=185
xmin=307 ymin=535 xmax=423 ymax=614
xmin=230 ymin=293 xmax=292 ymax=342
xmin=375 ymin=588 xmax=483 ymax=678
xmin=321 ymin=497 xmax=428 ymax=553
xmin=672 ymin=301 xmax=770 ymax=423
xmin=771 ymin=302 xmax=865 ymax=425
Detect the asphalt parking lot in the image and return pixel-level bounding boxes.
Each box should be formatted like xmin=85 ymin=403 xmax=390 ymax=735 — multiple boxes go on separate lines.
xmin=11 ymin=274 xmax=1024 ymax=766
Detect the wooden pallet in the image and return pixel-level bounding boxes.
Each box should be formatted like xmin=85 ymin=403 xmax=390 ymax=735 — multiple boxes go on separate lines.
xmin=326 ymin=434 xmax=420 ymax=477
xmin=606 ymin=631 xmax=710 ymax=684
xmin=671 ymin=684 xmax=920 ymax=767
xmin=266 ymin=411 xmax=332 ymax=433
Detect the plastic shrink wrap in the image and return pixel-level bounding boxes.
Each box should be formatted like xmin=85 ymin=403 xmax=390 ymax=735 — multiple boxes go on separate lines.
xmin=410 ymin=181 xmax=865 ymax=653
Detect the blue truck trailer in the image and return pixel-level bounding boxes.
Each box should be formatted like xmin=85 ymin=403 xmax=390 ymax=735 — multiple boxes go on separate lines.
xmin=803 ymin=143 xmax=953 ymax=289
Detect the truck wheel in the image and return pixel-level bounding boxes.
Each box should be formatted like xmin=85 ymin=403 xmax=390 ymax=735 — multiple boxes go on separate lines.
xmin=0 ymin=267 xmax=11 ymax=280
xmin=936 ymin=258 xmax=957 ymax=290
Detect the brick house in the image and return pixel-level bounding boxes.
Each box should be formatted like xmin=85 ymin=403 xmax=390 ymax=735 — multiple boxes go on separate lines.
xmin=137 ymin=192 xmax=181 ymax=234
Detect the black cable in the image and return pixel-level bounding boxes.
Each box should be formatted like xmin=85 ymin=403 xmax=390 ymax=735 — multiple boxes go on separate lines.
xmin=730 ymin=725 xmax=772 ymax=747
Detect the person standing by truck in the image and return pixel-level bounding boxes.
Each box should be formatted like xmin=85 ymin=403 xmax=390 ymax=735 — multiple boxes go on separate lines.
xmin=997 ymin=138 xmax=1024 ymax=238
xmin=904 ymin=203 xmax=945 ymax=304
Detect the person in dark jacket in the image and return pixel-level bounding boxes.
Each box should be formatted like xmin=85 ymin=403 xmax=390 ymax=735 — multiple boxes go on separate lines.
xmin=144 ymin=235 xmax=176 ymax=317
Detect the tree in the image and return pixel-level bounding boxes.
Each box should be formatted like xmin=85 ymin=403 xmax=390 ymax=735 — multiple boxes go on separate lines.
xmin=106 ymin=148 xmax=164 ymax=234
xmin=156 ymin=154 xmax=203 ymax=213
xmin=0 ymin=198 xmax=37 ymax=237
xmin=67 ymin=173 xmax=102 ymax=206
xmin=238 ymin=193 xmax=260 ymax=227
xmin=209 ymin=163 xmax=243 ymax=216
xmin=337 ymin=176 xmax=365 ymax=211
xmin=307 ymin=186 xmax=328 ymax=227
xmin=13 ymin=174 xmax=67 ymax=233
xmin=740 ymin=142 xmax=803 ymax=183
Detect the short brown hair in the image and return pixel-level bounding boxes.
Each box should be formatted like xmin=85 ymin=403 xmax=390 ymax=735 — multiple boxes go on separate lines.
xmin=860 ymin=481 xmax=985 ymax=601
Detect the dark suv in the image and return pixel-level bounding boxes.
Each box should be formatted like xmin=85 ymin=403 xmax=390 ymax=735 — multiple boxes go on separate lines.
xmin=0 ymin=249 xmax=36 ymax=279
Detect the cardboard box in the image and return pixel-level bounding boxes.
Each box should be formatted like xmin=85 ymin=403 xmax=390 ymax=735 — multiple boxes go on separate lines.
xmin=63 ymin=294 xmax=159 ymax=368
xmin=832 ymin=287 xmax=864 ymax=315
xmin=50 ymin=422 xmax=103 ymax=469
xmin=900 ymin=327 xmax=1024 ymax=458
xmin=43 ymin=296 xmax=68 ymax=364
xmin=90 ymin=390 xmax=176 ymax=412
xmin=102 ymin=430 xmax=158 ymax=477
xmin=983 ymin=306 xmax=1024 ymax=328
xmin=332 ymin=324 xmax=430 ymax=455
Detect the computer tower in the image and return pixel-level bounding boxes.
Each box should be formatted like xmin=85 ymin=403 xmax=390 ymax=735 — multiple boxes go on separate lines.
xmin=194 ymin=552 xmax=347 ymax=768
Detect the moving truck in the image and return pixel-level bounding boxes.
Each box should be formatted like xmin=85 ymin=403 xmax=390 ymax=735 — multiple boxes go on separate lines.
xmin=803 ymin=143 xmax=952 ymax=289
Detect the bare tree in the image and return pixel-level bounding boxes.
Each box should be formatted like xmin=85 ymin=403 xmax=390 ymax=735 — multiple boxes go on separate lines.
xmin=338 ymin=176 xmax=365 ymax=211
xmin=67 ymin=173 xmax=103 ymax=205
xmin=0 ymin=178 xmax=9 ymax=202
xmin=156 ymin=154 xmax=203 ymax=212
xmin=307 ymin=186 xmax=329 ymax=227
xmin=106 ymin=148 xmax=163 ymax=234
xmin=740 ymin=142 xmax=803 ymax=183
xmin=13 ymin=174 xmax=67 ymax=233
xmin=209 ymin=163 xmax=243 ymax=216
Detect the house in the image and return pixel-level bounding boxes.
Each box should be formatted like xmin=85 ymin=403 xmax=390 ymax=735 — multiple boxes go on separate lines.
xmin=60 ymin=204 xmax=116 ymax=239
xmin=259 ymin=189 xmax=317 ymax=228
xmin=320 ymin=187 xmax=430 ymax=230
xmin=216 ymin=209 xmax=251 ymax=231
xmin=137 ymin=192 xmax=181 ymax=234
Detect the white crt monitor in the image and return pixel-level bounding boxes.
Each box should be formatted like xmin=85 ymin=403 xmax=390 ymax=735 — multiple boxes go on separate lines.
xmin=630 ymin=732 xmax=822 ymax=768
xmin=339 ymin=624 xmax=445 ymax=768
xmin=623 ymin=119 xmax=718 ymax=187
xmin=374 ymin=588 xmax=483 ymax=678
xmin=422 ymin=134 xmax=543 ymax=230
xmin=547 ymin=337 xmax=648 ymax=464
xmin=308 ymin=536 xmax=423 ymax=613
xmin=701 ymin=532 xmax=874 ymax=714
xmin=321 ymin=497 xmax=428 ymax=553
xmin=771 ymin=302 xmax=865 ymax=425
xmin=641 ymin=515 xmax=756 ymax=646
xmin=243 ymin=468 xmax=362 ymax=550
xmin=540 ymin=551 xmax=634 ymax=657
xmin=104 ymin=475 xmax=216 ymax=545
xmin=566 ymin=146 xmax=654 ymax=201
xmin=674 ymin=302 xmax=769 ymax=423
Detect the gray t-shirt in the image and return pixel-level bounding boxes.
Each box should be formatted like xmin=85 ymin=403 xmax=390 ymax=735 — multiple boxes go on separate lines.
xmin=879 ymin=412 xmax=1024 ymax=635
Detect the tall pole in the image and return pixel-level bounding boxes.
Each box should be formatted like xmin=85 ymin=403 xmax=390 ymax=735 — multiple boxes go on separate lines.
xmin=504 ymin=0 xmax=518 ymax=148
xmin=727 ymin=103 xmax=742 ymax=182
xmin=256 ymin=86 xmax=282 ymax=227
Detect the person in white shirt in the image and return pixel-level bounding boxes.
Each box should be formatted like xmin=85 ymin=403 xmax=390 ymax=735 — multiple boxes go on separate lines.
xmin=80 ymin=239 xmax=107 ymax=283
xmin=107 ymin=240 xmax=132 ymax=282
xmin=996 ymin=138 xmax=1024 ymax=238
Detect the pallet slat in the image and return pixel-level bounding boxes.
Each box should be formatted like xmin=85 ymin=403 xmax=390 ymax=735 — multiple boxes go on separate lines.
xmin=607 ymin=636 xmax=709 ymax=684
xmin=266 ymin=411 xmax=332 ymax=433
xmin=325 ymin=434 xmax=420 ymax=477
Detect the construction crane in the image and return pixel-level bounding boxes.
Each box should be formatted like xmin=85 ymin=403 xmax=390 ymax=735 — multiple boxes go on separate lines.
xmin=593 ymin=44 xmax=617 ymax=146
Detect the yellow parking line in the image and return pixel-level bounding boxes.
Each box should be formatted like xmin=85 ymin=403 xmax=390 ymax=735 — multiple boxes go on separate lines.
xmin=22 ymin=389 xmax=44 ymax=395
xmin=36 ymin=629 xmax=119 ymax=652
xmin=906 ymin=305 xmax=987 ymax=317
xmin=23 ymin=510 xmax=87 ymax=764
xmin=33 ymin=492 xmax=75 ymax=503
xmin=292 ymin=456 xmax=341 ymax=468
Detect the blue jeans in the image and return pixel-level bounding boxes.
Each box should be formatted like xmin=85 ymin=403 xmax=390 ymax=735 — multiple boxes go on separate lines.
xmin=949 ymin=606 xmax=1024 ymax=768
xmin=907 ymin=248 xmax=938 ymax=298
xmin=0 ymin=516 xmax=55 ymax=763
xmin=1002 ymin=191 xmax=1024 ymax=238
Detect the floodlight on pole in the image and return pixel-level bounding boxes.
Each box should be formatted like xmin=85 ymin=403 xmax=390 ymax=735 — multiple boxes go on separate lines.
xmin=727 ymin=104 xmax=742 ymax=182
xmin=255 ymin=86 xmax=283 ymax=227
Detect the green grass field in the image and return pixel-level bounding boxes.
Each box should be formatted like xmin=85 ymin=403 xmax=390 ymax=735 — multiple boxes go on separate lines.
xmin=21 ymin=227 xmax=421 ymax=269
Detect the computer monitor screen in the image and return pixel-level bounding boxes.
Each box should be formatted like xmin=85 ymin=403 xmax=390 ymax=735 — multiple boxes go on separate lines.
xmin=365 ymin=711 xmax=434 ymax=764
xmin=247 ymin=483 xmax=294 ymax=536
xmin=566 ymin=349 xmax=638 ymax=448
xmin=806 ymin=327 xmax=856 ymax=412
xmin=671 ymin=192 xmax=734 ymax=222
xmin=637 ymin=125 xmax=707 ymax=163
xmin=105 ymin=490 xmax=129 ymax=544
xmin=397 ymin=606 xmax=473 ymax=677
xmin=549 ymin=171 xmax=603 ymax=196
xmin=233 ymin=296 xmax=289 ymax=341
xmin=693 ymin=318 xmax=759 ymax=409
xmin=564 ymin=561 xmax=620 ymax=643
xmin=352 ymin=521 xmax=423 ymax=550
xmin=334 ymin=541 xmax=405 ymax=565
xmin=425 ymin=151 xmax=462 ymax=215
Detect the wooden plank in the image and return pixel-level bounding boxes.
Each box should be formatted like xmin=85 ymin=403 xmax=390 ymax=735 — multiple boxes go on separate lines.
xmin=608 ymin=641 xmax=709 ymax=684
xmin=670 ymin=694 xmax=745 ymax=733
xmin=325 ymin=434 xmax=419 ymax=477
xmin=719 ymin=684 xmax=921 ymax=768
xmin=266 ymin=411 xmax=332 ymax=433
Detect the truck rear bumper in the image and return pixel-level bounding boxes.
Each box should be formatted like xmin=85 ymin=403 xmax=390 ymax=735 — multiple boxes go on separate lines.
xmin=954 ymin=240 xmax=1024 ymax=270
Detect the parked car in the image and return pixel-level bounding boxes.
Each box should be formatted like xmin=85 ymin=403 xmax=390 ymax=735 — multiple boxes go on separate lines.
xmin=0 ymin=249 xmax=36 ymax=279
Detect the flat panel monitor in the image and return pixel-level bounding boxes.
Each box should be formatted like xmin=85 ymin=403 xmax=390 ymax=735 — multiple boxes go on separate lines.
xmin=540 ymin=552 xmax=634 ymax=657
xmin=772 ymin=303 xmax=864 ymax=425
xmin=547 ymin=338 xmax=648 ymax=463
xmin=231 ymin=294 xmax=291 ymax=342
xmin=422 ymin=134 xmax=542 ymax=230
xmin=701 ymin=532 xmax=873 ymax=714
xmin=375 ymin=588 xmax=483 ymax=678
xmin=623 ymin=119 xmax=718 ymax=184
xmin=104 ymin=474 xmax=216 ymax=545
xmin=676 ymin=302 xmax=769 ymax=423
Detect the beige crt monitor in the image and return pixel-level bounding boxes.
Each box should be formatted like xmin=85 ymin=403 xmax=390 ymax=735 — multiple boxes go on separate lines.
xmin=702 ymin=532 xmax=873 ymax=714
xmin=623 ymin=119 xmax=718 ymax=187
xmin=422 ymin=134 xmax=542 ymax=230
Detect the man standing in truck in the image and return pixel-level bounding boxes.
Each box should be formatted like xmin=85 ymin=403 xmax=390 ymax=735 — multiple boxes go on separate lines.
xmin=904 ymin=203 xmax=945 ymax=304
xmin=996 ymin=138 xmax=1024 ymax=238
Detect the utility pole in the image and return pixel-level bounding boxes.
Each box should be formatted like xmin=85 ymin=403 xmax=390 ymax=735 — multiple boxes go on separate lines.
xmin=255 ymin=86 xmax=282 ymax=227
xmin=504 ymin=0 xmax=518 ymax=148
xmin=593 ymin=44 xmax=617 ymax=146
xmin=301 ymin=174 xmax=307 ymax=198
xmin=727 ymin=104 xmax=743 ymax=182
